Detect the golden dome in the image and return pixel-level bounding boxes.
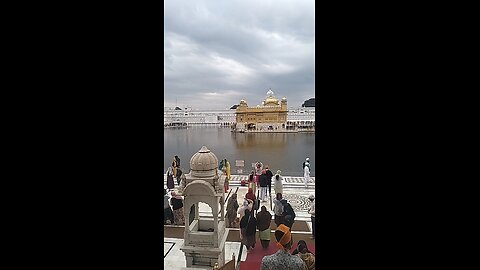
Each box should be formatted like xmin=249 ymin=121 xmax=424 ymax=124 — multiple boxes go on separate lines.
xmin=264 ymin=97 xmax=279 ymax=105
xmin=264 ymin=88 xmax=279 ymax=105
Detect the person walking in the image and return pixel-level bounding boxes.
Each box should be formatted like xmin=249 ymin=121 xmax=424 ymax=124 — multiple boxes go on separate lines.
xmin=170 ymin=191 xmax=185 ymax=225
xmin=260 ymin=224 xmax=307 ymax=270
xmin=238 ymin=199 xmax=253 ymax=220
xmin=308 ymin=194 xmax=315 ymax=239
xmin=265 ymin=166 xmax=274 ymax=196
xmin=259 ymin=170 xmax=269 ymax=202
xmin=302 ymin=157 xmax=310 ymax=170
xmin=256 ymin=206 xmax=272 ymax=249
xmin=239 ymin=209 xmax=257 ymax=253
xmin=225 ymin=193 xmax=239 ymax=228
xmin=281 ymin=199 xmax=296 ymax=231
xmin=303 ymin=161 xmax=310 ymax=188
xmin=273 ymin=170 xmax=284 ymax=196
xmin=273 ymin=193 xmax=284 ymax=227
xmin=166 ymin=166 xmax=175 ymax=191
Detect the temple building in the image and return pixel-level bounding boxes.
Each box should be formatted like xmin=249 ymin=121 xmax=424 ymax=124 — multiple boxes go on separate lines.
xmin=234 ymin=89 xmax=289 ymax=132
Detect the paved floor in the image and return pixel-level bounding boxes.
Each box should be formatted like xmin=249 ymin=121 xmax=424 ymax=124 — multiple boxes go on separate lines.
xmin=164 ymin=237 xmax=247 ymax=270
xmin=166 ymin=187 xmax=314 ymax=219
xmin=165 ymin=174 xmax=315 ymax=189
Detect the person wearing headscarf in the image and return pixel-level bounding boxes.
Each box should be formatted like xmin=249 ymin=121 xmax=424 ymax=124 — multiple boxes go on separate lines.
xmin=225 ymin=193 xmax=239 ymax=228
xmin=164 ymin=189 xmax=174 ymax=225
xmin=256 ymin=206 xmax=272 ymax=248
xmin=245 ymin=187 xmax=256 ymax=202
xmin=294 ymin=241 xmax=315 ymax=270
xmin=239 ymin=209 xmax=257 ymax=252
xmin=273 ymin=193 xmax=284 ymax=227
xmin=292 ymin=240 xmax=314 ymax=255
xmin=170 ymin=191 xmax=185 ymax=225
xmin=273 ymin=170 xmax=284 ymax=196
xmin=237 ymin=199 xmax=253 ymax=220
xmin=166 ymin=166 xmax=174 ymax=190
xmin=259 ymin=169 xmax=269 ymax=202
xmin=260 ymin=224 xmax=307 ymax=270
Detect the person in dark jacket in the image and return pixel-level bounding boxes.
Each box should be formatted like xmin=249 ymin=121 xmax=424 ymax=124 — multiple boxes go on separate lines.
xmin=170 ymin=191 xmax=185 ymax=225
xmin=281 ymin=199 xmax=296 ymax=230
xmin=240 ymin=209 xmax=257 ymax=252
xmin=256 ymin=206 xmax=272 ymax=248
xmin=166 ymin=166 xmax=175 ymax=190
xmin=259 ymin=170 xmax=269 ymax=202
xmin=265 ymin=166 xmax=274 ymax=196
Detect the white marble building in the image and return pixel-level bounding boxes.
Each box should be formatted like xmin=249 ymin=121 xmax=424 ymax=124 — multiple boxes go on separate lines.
xmin=164 ymin=107 xmax=315 ymax=129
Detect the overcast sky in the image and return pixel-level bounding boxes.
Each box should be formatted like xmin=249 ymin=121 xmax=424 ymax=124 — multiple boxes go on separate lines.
xmin=164 ymin=0 xmax=315 ymax=110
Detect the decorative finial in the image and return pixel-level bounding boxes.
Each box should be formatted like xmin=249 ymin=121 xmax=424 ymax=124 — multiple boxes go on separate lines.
xmin=199 ymin=146 xmax=210 ymax=153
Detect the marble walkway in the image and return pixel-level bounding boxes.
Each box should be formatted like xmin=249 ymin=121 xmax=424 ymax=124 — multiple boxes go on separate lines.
xmin=164 ymin=237 xmax=247 ymax=270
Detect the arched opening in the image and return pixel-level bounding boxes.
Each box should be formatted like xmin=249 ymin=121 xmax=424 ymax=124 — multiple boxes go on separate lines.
xmin=196 ymin=202 xmax=215 ymax=232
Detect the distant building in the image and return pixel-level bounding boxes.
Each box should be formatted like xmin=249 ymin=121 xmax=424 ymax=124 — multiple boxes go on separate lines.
xmin=164 ymin=92 xmax=314 ymax=131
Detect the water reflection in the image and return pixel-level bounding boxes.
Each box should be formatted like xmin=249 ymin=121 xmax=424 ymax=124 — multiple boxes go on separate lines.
xmin=232 ymin=133 xmax=288 ymax=149
xmin=164 ymin=127 xmax=315 ymax=177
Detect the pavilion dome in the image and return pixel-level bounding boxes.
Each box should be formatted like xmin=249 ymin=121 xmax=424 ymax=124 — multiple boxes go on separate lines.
xmin=189 ymin=146 xmax=219 ymax=178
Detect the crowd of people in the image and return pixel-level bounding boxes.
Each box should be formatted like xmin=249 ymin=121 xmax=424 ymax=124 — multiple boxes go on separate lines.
xmin=163 ymin=155 xmax=316 ymax=269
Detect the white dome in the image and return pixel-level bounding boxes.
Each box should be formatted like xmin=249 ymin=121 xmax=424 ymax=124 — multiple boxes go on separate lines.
xmin=189 ymin=146 xmax=219 ymax=178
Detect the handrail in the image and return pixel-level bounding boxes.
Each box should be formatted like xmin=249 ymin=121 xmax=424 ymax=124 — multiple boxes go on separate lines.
xmin=236 ymin=243 xmax=243 ymax=270
xmin=219 ymin=187 xmax=239 ymax=215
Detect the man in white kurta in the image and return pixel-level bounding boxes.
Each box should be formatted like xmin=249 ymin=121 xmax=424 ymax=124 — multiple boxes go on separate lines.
xmin=303 ymin=162 xmax=310 ymax=188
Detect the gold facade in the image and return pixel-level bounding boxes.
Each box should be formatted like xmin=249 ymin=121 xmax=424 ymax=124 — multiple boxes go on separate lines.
xmin=234 ymin=89 xmax=288 ymax=132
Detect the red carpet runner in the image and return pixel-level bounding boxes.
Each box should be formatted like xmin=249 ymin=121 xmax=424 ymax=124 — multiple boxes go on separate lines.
xmin=240 ymin=240 xmax=315 ymax=269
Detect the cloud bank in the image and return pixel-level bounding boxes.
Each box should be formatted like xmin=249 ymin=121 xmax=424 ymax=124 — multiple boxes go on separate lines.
xmin=164 ymin=0 xmax=315 ymax=109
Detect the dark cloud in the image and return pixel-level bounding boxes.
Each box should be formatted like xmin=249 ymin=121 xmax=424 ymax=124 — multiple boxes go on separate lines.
xmin=164 ymin=0 xmax=315 ymax=109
